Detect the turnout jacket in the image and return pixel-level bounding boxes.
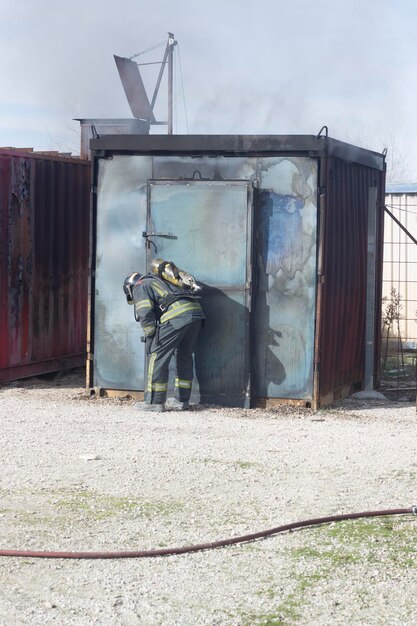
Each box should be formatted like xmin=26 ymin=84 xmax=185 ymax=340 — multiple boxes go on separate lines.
xmin=132 ymin=276 xmax=205 ymax=338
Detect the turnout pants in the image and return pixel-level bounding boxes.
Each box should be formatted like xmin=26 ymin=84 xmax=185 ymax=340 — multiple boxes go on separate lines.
xmin=146 ymin=320 xmax=201 ymax=404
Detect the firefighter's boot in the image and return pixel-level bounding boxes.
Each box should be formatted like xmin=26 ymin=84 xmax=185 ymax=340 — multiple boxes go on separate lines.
xmin=133 ymin=402 xmax=166 ymax=413
xmin=166 ymin=398 xmax=190 ymax=411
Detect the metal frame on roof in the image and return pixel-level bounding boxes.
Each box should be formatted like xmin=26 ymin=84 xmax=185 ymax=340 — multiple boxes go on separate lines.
xmin=90 ymin=134 xmax=385 ymax=171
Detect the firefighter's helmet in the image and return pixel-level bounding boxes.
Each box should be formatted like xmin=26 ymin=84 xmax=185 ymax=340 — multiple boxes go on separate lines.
xmin=123 ymin=272 xmax=143 ymax=305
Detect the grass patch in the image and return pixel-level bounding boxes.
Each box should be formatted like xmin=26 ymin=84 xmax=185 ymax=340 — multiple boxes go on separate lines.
xmin=199 ymin=458 xmax=258 ymax=470
xmin=239 ymin=516 xmax=417 ymax=624
xmin=52 ymin=489 xmax=137 ymax=520
xmin=52 ymin=488 xmax=184 ymax=520
xmin=327 ymin=518 xmax=417 ymax=567
xmin=291 ymin=545 xmax=360 ymax=566
xmin=234 ymin=461 xmax=258 ymax=470
xmin=383 ymin=468 xmax=417 ymax=487
xmin=1 ymin=488 xmax=147 ymax=525
xmin=243 ymin=571 xmax=327 ymax=625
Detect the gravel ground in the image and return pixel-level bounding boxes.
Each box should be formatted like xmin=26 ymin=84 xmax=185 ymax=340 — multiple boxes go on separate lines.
xmin=1 ymin=369 xmax=417 ymax=626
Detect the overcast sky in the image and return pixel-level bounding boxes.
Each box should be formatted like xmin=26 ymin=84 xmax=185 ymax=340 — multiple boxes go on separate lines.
xmin=1 ymin=0 xmax=416 ymax=180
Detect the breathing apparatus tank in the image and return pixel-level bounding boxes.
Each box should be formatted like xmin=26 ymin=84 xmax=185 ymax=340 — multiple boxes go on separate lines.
xmin=150 ymin=258 xmax=201 ymax=293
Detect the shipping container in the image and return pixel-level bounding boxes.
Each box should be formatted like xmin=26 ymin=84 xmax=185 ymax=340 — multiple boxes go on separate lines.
xmin=88 ymin=134 xmax=386 ymax=409
xmin=0 ymin=149 xmax=90 ymax=382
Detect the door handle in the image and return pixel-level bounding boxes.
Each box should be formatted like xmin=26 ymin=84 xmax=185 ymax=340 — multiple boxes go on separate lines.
xmin=142 ymin=231 xmax=177 ymax=239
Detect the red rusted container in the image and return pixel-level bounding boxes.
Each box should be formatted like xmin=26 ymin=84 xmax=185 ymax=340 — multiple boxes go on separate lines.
xmin=0 ymin=149 xmax=90 ymax=382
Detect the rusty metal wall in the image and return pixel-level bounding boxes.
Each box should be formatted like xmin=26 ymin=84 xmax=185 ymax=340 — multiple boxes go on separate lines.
xmin=318 ymin=157 xmax=385 ymax=401
xmin=0 ymin=150 xmax=90 ymax=382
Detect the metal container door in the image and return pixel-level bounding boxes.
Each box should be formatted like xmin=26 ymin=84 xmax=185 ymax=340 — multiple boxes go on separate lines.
xmin=147 ymin=180 xmax=253 ymax=407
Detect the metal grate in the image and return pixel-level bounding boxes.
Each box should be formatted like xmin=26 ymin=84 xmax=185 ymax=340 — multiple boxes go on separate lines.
xmin=381 ymin=192 xmax=417 ymax=401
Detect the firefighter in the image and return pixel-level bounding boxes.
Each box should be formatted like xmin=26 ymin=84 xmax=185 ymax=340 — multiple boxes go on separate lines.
xmin=123 ymin=262 xmax=205 ymax=412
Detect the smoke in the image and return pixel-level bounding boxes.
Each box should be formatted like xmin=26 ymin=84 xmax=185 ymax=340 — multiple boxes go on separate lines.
xmin=1 ymin=0 xmax=417 ymax=171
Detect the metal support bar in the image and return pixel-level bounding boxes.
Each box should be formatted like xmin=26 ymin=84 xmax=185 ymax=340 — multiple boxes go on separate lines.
xmin=364 ymin=187 xmax=377 ymax=390
xmin=150 ymin=41 xmax=170 ymax=112
xmin=384 ymin=205 xmax=417 ymax=246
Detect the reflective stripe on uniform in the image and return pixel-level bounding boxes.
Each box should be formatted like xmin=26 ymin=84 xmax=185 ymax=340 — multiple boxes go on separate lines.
xmin=142 ymin=323 xmax=156 ymax=336
xmin=151 ymin=382 xmax=168 ymax=392
xmin=147 ymin=355 xmax=168 ymax=393
xmin=136 ymin=299 xmax=153 ymax=310
xmin=163 ymin=300 xmax=185 ymax=311
xmin=160 ymin=302 xmax=202 ymax=323
xmin=151 ymin=281 xmax=169 ymax=297
xmin=147 ymin=353 xmax=157 ymax=393
xmin=175 ymin=377 xmax=192 ymax=389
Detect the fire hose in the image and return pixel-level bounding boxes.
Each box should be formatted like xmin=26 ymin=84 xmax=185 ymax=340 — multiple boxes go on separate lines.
xmin=0 ymin=506 xmax=415 ymax=559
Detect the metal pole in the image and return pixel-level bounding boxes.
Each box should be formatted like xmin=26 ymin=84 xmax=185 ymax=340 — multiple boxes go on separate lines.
xmin=168 ymin=33 xmax=175 ymax=134
xmin=150 ymin=43 xmax=170 ymax=113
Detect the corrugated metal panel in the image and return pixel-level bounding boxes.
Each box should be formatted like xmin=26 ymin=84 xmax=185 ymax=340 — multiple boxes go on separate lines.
xmin=319 ymin=158 xmax=385 ymax=400
xmin=0 ymin=151 xmax=90 ymax=381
